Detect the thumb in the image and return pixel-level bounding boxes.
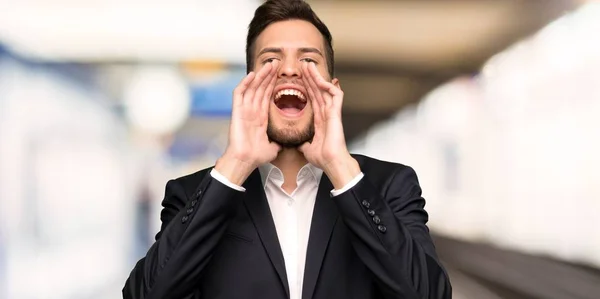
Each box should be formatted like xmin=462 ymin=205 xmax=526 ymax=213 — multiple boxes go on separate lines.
xmin=298 ymin=142 xmax=311 ymax=154
xmin=270 ymin=142 xmax=283 ymax=155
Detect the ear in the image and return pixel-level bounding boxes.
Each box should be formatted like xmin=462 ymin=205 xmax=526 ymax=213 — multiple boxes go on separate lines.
xmin=332 ymin=78 xmax=340 ymax=89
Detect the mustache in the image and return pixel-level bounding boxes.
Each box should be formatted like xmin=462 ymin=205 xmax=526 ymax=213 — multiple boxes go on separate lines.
xmin=275 ymin=79 xmax=304 ymax=87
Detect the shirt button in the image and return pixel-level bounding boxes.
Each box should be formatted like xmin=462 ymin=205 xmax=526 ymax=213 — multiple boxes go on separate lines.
xmin=361 ymin=200 xmax=371 ymax=208
xmin=367 ymin=209 xmax=375 ymax=216
xmin=372 ymin=215 xmax=381 ymax=224
xmin=191 ymin=200 xmax=198 ymax=207
xmin=377 ymin=225 xmax=387 ymax=233
xmin=181 ymin=215 xmax=189 ymax=223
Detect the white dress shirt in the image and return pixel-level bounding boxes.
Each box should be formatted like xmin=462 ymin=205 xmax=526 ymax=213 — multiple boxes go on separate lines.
xmin=210 ymin=164 xmax=363 ymax=299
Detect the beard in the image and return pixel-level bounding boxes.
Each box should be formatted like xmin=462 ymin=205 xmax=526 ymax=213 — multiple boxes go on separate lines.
xmin=267 ymin=113 xmax=315 ymax=148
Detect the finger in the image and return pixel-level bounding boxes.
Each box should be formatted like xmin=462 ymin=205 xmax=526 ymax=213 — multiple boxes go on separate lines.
xmin=306 ymin=64 xmax=328 ymax=122
xmin=298 ymin=141 xmax=310 ymax=154
xmin=270 ymin=142 xmax=282 ymax=154
xmin=246 ymin=63 xmax=273 ymax=106
xmin=304 ymin=84 xmax=323 ymax=126
xmin=303 ymin=62 xmax=327 ymax=112
xmin=243 ymin=63 xmax=273 ymax=106
xmin=301 ymin=63 xmax=323 ymax=122
xmin=253 ymin=61 xmax=277 ymax=111
xmin=301 ymin=62 xmax=321 ymax=106
xmin=261 ymin=62 xmax=279 ymax=116
xmin=308 ymin=63 xmax=343 ymax=110
xmin=308 ymin=62 xmax=343 ymax=98
xmin=233 ymin=72 xmax=256 ymax=107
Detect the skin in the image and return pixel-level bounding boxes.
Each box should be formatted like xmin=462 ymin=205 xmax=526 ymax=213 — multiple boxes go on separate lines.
xmin=215 ymin=19 xmax=360 ymax=193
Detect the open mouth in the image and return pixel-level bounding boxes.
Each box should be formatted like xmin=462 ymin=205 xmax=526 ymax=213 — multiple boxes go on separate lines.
xmin=274 ymin=89 xmax=307 ymax=115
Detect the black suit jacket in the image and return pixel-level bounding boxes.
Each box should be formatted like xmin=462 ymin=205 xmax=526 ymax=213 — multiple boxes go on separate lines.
xmin=123 ymin=154 xmax=452 ymax=299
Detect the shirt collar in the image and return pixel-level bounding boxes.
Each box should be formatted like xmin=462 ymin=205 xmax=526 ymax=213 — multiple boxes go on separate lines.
xmin=258 ymin=163 xmax=323 ymax=189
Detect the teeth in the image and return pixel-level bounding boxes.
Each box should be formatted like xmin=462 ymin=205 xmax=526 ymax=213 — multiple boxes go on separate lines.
xmin=275 ymin=89 xmax=305 ymax=101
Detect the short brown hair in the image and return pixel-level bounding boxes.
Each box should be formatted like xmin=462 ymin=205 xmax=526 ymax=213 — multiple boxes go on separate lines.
xmin=246 ymin=0 xmax=335 ymax=78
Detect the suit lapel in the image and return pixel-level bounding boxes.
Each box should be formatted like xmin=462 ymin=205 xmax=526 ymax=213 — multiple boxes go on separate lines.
xmin=302 ymin=175 xmax=338 ymax=299
xmin=243 ymin=169 xmax=289 ymax=297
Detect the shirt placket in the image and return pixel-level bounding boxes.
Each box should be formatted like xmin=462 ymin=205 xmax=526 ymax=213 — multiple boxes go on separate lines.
xmin=281 ymin=185 xmax=299 ymax=299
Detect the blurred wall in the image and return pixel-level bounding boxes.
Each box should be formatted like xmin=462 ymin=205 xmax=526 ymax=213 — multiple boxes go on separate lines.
xmin=0 ymin=50 xmax=137 ymax=298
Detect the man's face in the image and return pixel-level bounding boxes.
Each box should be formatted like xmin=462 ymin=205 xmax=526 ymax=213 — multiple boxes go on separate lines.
xmin=252 ymin=20 xmax=336 ymax=148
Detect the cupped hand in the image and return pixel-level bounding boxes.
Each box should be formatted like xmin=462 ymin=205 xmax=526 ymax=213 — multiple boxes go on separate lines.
xmin=216 ymin=61 xmax=281 ymax=184
xmin=298 ymin=62 xmax=360 ymax=188
xmin=298 ymin=62 xmax=348 ymax=169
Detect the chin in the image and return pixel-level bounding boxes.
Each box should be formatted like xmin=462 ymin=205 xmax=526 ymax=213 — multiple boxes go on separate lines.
xmin=267 ymin=117 xmax=314 ymax=148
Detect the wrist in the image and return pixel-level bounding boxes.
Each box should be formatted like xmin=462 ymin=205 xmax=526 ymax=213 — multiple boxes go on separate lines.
xmin=322 ymin=154 xmax=361 ymax=189
xmin=215 ymin=152 xmax=256 ymax=186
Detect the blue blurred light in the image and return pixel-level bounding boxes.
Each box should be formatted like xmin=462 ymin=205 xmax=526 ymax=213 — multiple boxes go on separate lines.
xmin=190 ymin=71 xmax=246 ymax=117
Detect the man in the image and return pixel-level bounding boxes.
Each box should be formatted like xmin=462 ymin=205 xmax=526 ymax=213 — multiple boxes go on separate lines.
xmin=123 ymin=0 xmax=452 ymax=298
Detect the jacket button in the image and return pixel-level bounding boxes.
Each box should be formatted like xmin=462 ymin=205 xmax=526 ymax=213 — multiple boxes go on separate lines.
xmin=361 ymin=200 xmax=370 ymax=208
xmin=377 ymin=225 xmax=387 ymax=233
xmin=191 ymin=199 xmax=198 ymax=207
xmin=367 ymin=209 xmax=375 ymax=216
xmin=181 ymin=215 xmax=189 ymax=223
xmin=372 ymin=215 xmax=381 ymax=224
xmin=187 ymin=208 xmax=194 ymax=214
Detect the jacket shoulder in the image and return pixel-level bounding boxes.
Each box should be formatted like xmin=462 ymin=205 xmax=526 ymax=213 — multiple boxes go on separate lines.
xmin=351 ymin=153 xmax=419 ymax=185
xmin=351 ymin=153 xmax=414 ymax=174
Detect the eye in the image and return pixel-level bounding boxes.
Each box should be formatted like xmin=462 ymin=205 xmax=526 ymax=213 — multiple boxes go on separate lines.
xmin=262 ymin=57 xmax=279 ymax=64
xmin=301 ymin=57 xmax=317 ymax=63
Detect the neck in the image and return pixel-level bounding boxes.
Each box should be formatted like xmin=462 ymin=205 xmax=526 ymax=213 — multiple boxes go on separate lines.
xmin=271 ymin=148 xmax=309 ymax=192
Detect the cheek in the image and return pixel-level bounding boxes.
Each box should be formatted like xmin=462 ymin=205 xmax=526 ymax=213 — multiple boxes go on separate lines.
xmin=317 ymin=65 xmax=331 ymax=81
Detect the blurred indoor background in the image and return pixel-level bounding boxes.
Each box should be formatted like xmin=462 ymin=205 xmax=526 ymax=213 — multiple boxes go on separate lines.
xmin=1 ymin=0 xmax=599 ymax=298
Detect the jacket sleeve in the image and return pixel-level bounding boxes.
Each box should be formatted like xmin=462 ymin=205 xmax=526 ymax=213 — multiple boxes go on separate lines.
xmin=123 ymin=172 xmax=244 ymax=299
xmin=332 ymin=165 xmax=452 ymax=299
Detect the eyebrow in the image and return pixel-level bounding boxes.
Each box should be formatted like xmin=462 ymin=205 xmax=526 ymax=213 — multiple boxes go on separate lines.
xmin=257 ymin=47 xmax=323 ymax=57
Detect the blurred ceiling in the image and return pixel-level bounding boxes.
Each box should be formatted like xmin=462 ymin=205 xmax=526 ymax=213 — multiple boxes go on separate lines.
xmin=305 ymin=0 xmax=579 ymax=140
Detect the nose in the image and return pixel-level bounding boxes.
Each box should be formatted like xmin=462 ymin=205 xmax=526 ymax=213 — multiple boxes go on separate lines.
xmin=277 ymin=56 xmax=301 ymax=79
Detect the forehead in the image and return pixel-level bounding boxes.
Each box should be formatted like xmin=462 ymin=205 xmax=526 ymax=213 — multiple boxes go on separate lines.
xmin=254 ymin=19 xmax=324 ymax=54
